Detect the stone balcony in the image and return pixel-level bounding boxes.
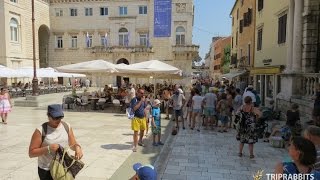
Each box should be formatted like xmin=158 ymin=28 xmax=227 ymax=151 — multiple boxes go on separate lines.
xmin=301 ymin=73 xmax=320 ymax=99
xmin=172 ymin=45 xmax=199 ymax=53
xmin=92 ymin=46 xmax=153 ymax=54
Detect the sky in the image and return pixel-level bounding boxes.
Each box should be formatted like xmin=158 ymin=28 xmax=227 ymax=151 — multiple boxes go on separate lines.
xmin=192 ymin=0 xmax=235 ymax=61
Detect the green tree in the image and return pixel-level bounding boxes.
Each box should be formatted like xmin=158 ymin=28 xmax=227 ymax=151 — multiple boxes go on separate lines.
xmin=222 ymin=44 xmax=231 ymax=74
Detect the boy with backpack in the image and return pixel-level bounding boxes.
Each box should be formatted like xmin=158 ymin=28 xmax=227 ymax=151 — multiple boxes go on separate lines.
xmin=151 ymin=99 xmax=164 ymax=146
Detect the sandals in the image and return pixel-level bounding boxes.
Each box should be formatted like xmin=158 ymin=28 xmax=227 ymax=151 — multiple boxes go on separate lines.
xmin=250 ymin=155 xmax=255 ymax=159
xmin=238 ymin=153 xmax=243 ymax=157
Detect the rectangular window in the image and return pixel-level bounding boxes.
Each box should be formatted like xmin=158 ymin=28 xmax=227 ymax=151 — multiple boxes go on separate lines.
xmin=70 ymin=8 xmax=78 ymax=16
xmin=10 ymin=26 xmax=18 ymax=42
xmin=236 ymin=31 xmax=238 ymax=46
xmin=278 ymin=14 xmax=287 ymax=44
xmin=55 ymin=8 xmax=63 ymax=17
xmin=248 ymin=44 xmax=251 ymax=65
xmin=176 ymin=34 xmax=185 ymax=45
xmin=100 ymin=7 xmax=108 ymax=16
xmin=101 ymin=36 xmax=105 ymax=46
xmin=266 ymin=75 xmax=274 ymax=98
xmin=56 ymin=36 xmax=63 ymax=48
xmin=240 ymin=20 xmax=244 ymax=33
xmin=71 ymin=36 xmax=77 ymax=48
xmin=139 ymin=34 xmax=147 ymax=46
xmin=248 ymin=8 xmax=252 ymax=25
xmin=85 ymin=35 xmax=92 ymax=48
xmin=237 ymin=9 xmax=239 ymax=20
xmin=119 ymin=6 xmax=128 ymax=16
xmin=258 ymin=0 xmax=264 ymax=11
xmin=85 ymin=8 xmax=93 ymax=16
xmin=257 ymin=28 xmax=263 ymax=51
xmin=119 ymin=34 xmax=128 ymax=46
xmin=139 ymin=6 xmax=147 ymax=14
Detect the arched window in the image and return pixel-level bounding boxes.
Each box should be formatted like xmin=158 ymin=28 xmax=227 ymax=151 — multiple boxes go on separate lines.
xmin=176 ymin=26 xmax=185 ymax=45
xmin=119 ymin=28 xmax=129 ymax=46
xmin=10 ymin=18 xmax=19 ymax=42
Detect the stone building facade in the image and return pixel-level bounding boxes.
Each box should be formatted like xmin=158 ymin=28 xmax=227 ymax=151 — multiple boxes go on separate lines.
xmin=229 ymin=0 xmax=256 ymax=84
xmin=0 ymin=0 xmax=50 ymax=69
xmin=277 ymin=0 xmax=320 ymax=122
xmin=1 ymin=0 xmax=199 ymax=85
xmin=251 ymin=0 xmax=289 ymax=106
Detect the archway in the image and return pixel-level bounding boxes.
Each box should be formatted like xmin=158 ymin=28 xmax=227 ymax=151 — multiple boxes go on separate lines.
xmin=38 ymin=25 xmax=50 ymax=68
xmin=116 ymin=58 xmax=129 ymax=87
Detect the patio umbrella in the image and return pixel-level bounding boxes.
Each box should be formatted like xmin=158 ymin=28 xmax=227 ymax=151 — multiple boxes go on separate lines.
xmin=0 ymin=65 xmax=20 ymax=78
xmin=55 ymin=59 xmax=117 ymax=73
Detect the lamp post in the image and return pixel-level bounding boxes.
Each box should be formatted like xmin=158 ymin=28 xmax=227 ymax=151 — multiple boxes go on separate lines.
xmin=31 ymin=0 xmax=38 ymax=96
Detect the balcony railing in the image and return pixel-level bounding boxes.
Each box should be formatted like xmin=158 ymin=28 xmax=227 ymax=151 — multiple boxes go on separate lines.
xmin=92 ymin=46 xmax=153 ymax=53
xmin=172 ymin=45 xmax=199 ymax=52
xmin=301 ymin=73 xmax=320 ymax=98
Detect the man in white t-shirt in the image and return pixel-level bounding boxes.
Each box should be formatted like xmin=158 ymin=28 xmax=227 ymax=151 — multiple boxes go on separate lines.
xmin=203 ymin=87 xmax=217 ymax=129
xmin=171 ymin=85 xmax=186 ymax=130
xmin=192 ymin=89 xmax=204 ymax=132
xmin=129 ymin=83 xmax=136 ymax=101
xmin=243 ymin=85 xmax=256 ymax=105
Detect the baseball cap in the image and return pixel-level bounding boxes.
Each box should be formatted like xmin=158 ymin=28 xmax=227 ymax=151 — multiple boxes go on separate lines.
xmin=153 ymin=99 xmax=161 ymax=106
xmin=133 ymin=163 xmax=157 ymax=180
xmin=48 ymin=104 xmax=64 ymax=119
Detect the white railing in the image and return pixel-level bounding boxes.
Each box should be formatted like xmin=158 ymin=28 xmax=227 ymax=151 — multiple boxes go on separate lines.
xmin=302 ymin=73 xmax=320 ymax=98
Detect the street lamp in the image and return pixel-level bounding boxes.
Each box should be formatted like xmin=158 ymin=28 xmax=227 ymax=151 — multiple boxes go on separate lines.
xmin=31 ymin=0 xmax=38 ymax=96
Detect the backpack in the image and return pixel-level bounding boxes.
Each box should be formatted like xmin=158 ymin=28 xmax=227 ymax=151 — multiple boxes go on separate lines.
xmin=42 ymin=121 xmax=69 ymax=143
xmin=255 ymin=94 xmax=261 ymax=106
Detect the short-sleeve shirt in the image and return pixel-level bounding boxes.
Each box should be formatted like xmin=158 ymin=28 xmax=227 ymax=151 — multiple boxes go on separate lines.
xmin=130 ymin=97 xmax=146 ymax=118
xmin=172 ymin=93 xmax=185 ymax=110
xmin=192 ymin=95 xmax=203 ymax=110
xmin=152 ymin=107 xmax=161 ymax=127
xmin=203 ymin=93 xmax=217 ymax=108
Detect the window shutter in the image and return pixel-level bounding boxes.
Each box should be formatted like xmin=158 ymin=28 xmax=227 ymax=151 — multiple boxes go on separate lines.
xmin=248 ymin=8 xmax=252 ymax=25
xmin=278 ymin=17 xmax=282 ymax=44
xmin=240 ymin=20 xmax=243 ymax=33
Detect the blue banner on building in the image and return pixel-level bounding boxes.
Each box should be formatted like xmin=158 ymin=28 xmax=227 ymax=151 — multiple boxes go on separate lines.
xmin=154 ymin=0 xmax=172 ymax=37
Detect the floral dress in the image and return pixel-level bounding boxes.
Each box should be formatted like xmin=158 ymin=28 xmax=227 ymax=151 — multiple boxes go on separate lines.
xmin=0 ymin=93 xmax=11 ymax=114
xmin=236 ymin=107 xmax=258 ymax=144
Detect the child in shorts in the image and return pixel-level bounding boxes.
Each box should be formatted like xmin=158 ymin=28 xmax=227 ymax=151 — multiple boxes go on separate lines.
xmin=151 ymin=99 xmax=164 ymax=146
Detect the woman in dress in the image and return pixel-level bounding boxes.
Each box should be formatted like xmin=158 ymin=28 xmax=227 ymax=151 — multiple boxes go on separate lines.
xmin=0 ymin=87 xmax=12 ymax=124
xmin=236 ymin=96 xmax=262 ymax=159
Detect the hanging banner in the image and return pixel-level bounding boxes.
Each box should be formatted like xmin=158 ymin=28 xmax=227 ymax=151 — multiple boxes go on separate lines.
xmin=154 ymin=0 xmax=172 ymax=37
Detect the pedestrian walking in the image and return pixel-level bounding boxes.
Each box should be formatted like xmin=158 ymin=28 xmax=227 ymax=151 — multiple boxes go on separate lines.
xmin=0 ymin=87 xmax=12 ymax=125
xmin=217 ymin=93 xmax=230 ymax=132
xmin=171 ymin=86 xmax=186 ymax=130
xmin=191 ymin=88 xmax=203 ymax=132
xmin=28 ymin=104 xmax=83 ymax=180
xmin=151 ymin=99 xmax=164 ymax=146
xmin=203 ymin=87 xmax=217 ymax=130
xmin=236 ymin=96 xmax=261 ymax=159
xmin=130 ymin=88 xmax=147 ymax=152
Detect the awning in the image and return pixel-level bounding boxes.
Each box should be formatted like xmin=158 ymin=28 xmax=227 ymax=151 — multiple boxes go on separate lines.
xmin=221 ymin=70 xmax=247 ymax=79
xmin=250 ymin=67 xmax=281 ymax=74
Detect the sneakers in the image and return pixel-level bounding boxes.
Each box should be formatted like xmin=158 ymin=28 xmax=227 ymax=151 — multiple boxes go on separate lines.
xmin=138 ymin=142 xmax=145 ymax=147
xmin=158 ymin=141 xmax=164 ymax=145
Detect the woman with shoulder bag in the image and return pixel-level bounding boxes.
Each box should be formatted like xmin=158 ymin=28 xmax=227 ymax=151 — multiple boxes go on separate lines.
xmin=28 ymin=104 xmax=83 ymax=180
xmin=236 ymin=96 xmax=262 ymax=159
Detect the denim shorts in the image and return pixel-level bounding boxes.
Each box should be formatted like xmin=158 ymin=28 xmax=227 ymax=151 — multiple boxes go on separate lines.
xmin=193 ymin=109 xmax=202 ymax=113
xmin=204 ymin=107 xmax=216 ymax=117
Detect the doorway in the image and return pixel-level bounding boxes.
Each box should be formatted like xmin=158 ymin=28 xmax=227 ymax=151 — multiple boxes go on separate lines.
xmin=116 ymin=58 xmax=129 ymax=87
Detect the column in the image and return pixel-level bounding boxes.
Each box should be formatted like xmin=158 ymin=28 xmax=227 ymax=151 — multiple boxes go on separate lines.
xmin=292 ymin=0 xmax=303 ymax=72
xmin=259 ymin=75 xmax=263 ymax=99
xmin=286 ymin=0 xmax=294 ymax=72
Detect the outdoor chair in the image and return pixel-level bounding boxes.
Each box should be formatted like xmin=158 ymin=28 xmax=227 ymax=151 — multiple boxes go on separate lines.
xmin=112 ymin=99 xmax=122 ymax=113
xmin=75 ymin=98 xmax=89 ymax=111
xmin=64 ymin=97 xmax=75 ymax=109
xmin=97 ymin=98 xmax=106 ymax=110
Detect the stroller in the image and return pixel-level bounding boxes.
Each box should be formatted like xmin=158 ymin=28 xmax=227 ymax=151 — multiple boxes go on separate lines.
xmin=255 ymin=106 xmax=276 ymax=139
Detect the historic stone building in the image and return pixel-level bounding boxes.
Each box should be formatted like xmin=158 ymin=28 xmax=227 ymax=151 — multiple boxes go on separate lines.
xmin=277 ymin=0 xmax=320 ymax=121
xmin=1 ymin=0 xmax=199 ymax=85
xmin=0 ymin=0 xmax=50 ymax=69
xmin=228 ymin=0 xmax=256 ymax=84
xmin=212 ymin=36 xmax=231 ymax=79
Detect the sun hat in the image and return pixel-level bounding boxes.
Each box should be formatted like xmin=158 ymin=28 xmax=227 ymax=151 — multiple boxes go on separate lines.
xmin=133 ymin=163 xmax=157 ymax=180
xmin=48 ymin=104 xmax=64 ymax=119
xmin=153 ymin=99 xmax=161 ymax=106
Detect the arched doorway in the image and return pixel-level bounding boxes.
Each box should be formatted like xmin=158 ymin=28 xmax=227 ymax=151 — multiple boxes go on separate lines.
xmin=38 ymin=25 xmax=50 ymax=68
xmin=117 ymin=58 xmax=129 ymax=87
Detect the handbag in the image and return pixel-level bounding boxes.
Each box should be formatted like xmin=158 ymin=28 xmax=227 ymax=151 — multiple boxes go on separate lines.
xmin=50 ymin=146 xmax=84 ymax=180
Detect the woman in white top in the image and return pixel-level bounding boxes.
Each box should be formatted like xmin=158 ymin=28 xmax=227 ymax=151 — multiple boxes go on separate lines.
xmin=191 ymin=88 xmax=203 ymax=132
xmin=28 ymin=104 xmax=83 ymax=180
